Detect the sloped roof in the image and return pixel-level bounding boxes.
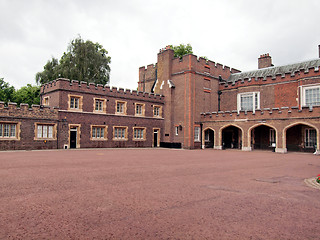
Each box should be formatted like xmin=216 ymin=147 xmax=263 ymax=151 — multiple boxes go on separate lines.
xmin=227 ymin=58 xmax=320 ymax=83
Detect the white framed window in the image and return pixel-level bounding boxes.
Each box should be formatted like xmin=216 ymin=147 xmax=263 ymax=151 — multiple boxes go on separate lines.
xmin=114 ymin=127 xmax=127 ymax=140
xmin=135 ymin=103 xmax=145 ymax=116
xmin=94 ymin=99 xmax=105 ymax=112
xmin=133 ymin=128 xmax=145 ymax=140
xmin=43 ymin=97 xmax=49 ymax=106
xmin=70 ymin=97 xmax=79 ymax=109
xmin=153 ymin=106 xmax=161 ymax=117
xmin=175 ymin=126 xmax=179 ymax=136
xmin=0 ymin=123 xmax=17 ymax=138
xmin=116 ymin=101 xmax=126 ymax=114
xmin=300 ymin=85 xmax=320 ymax=107
xmin=194 ymin=126 xmax=200 ymax=142
xmin=91 ymin=126 xmax=106 ymax=139
xmin=68 ymin=95 xmax=83 ymax=111
xmin=237 ymin=92 xmax=260 ymax=112
xmin=36 ymin=124 xmax=54 ymax=139
xmin=269 ymin=129 xmax=276 ymax=145
xmin=305 ymin=128 xmax=317 ymax=148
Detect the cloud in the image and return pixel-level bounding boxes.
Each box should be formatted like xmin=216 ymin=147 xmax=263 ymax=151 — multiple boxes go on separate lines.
xmin=0 ymin=0 xmax=320 ymax=90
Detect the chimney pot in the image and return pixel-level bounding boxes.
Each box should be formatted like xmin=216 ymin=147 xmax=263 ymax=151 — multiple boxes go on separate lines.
xmin=258 ymin=53 xmax=273 ymax=69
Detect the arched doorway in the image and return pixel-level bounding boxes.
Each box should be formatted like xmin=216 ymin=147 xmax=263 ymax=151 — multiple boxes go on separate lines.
xmin=222 ymin=125 xmax=242 ymax=149
xmin=251 ymin=125 xmax=276 ymax=150
xmin=204 ymin=128 xmax=214 ymax=148
xmin=285 ymin=123 xmax=317 ymax=152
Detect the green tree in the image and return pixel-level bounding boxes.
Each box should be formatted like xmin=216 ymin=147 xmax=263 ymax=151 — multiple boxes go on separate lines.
xmin=200 ymin=56 xmax=208 ymax=61
xmin=13 ymin=84 xmax=40 ymax=106
xmin=170 ymin=44 xmax=193 ymax=58
xmin=0 ymin=78 xmax=15 ymax=103
xmin=35 ymin=58 xmax=59 ymax=85
xmin=36 ymin=36 xmax=111 ymax=85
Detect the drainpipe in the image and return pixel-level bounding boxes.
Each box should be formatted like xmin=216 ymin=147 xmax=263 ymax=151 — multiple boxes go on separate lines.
xmin=218 ymin=91 xmax=222 ymax=111
xmin=200 ymin=123 xmax=203 ymax=149
xmin=56 ymin=121 xmax=59 ymax=149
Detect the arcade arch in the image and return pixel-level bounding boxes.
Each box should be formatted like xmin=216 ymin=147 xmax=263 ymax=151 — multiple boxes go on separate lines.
xmin=284 ymin=122 xmax=318 ymax=152
xmin=221 ymin=125 xmax=243 ymax=149
xmin=248 ymin=123 xmax=277 ymax=151
xmin=203 ymin=128 xmax=214 ymax=148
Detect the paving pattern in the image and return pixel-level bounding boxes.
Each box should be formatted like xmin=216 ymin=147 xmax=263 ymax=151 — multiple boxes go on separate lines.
xmin=0 ymin=148 xmax=320 ymax=239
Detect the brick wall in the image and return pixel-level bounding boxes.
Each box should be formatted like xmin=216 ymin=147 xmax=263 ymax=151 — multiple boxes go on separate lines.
xmin=138 ymin=48 xmax=240 ymax=149
xmin=58 ymin=111 xmax=163 ymax=148
xmin=41 ymin=79 xmax=165 ymax=149
xmin=0 ymin=102 xmax=61 ymax=150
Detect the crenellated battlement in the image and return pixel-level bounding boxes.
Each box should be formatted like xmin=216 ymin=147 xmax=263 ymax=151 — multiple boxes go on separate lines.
xmin=171 ymin=53 xmax=240 ymax=79
xmin=41 ymin=78 xmax=164 ymax=102
xmin=0 ymin=101 xmax=59 ymax=119
xmin=201 ymin=105 xmax=320 ymax=121
xmin=139 ymin=48 xmax=241 ymax=87
xmin=221 ymin=59 xmax=320 ymax=90
xmin=139 ymin=64 xmax=157 ymax=80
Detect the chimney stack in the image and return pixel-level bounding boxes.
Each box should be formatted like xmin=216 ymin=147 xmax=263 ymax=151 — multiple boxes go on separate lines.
xmin=258 ymin=53 xmax=273 ymax=69
xmin=318 ymin=45 xmax=320 ymax=58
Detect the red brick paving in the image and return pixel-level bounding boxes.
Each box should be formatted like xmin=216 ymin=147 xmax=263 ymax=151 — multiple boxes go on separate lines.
xmin=0 ymin=149 xmax=319 ymax=239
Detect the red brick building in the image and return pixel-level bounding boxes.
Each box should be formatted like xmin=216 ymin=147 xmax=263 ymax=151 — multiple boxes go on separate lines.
xmin=139 ymin=46 xmax=320 ymax=153
xmin=0 ymin=102 xmax=59 ymax=150
xmin=1 ymin=45 xmax=320 ymax=153
xmin=0 ymin=79 xmax=164 ymax=150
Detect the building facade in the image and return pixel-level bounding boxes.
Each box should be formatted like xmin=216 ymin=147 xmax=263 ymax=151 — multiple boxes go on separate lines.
xmin=0 ymin=79 xmax=164 ymax=150
xmin=1 ymin=45 xmax=320 ymax=153
xmin=139 ymin=46 xmax=320 ymax=153
xmin=0 ymin=102 xmax=59 ymax=150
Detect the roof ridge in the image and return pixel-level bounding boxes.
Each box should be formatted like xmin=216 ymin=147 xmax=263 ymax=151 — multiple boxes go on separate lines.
xmin=228 ymin=58 xmax=320 ymax=82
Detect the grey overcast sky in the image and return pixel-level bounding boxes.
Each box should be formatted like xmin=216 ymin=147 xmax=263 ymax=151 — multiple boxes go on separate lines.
xmin=1 ymin=0 xmax=320 ymax=90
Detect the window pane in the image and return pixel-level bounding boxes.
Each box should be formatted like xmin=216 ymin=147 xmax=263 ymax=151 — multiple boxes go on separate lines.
xmin=154 ymin=107 xmax=160 ymax=116
xmin=43 ymin=126 xmax=48 ymax=138
xmin=117 ymin=103 xmax=123 ymax=113
xmin=37 ymin=125 xmax=42 ymax=138
xmin=100 ymin=128 xmax=104 ymax=138
xmin=255 ymin=93 xmax=258 ymax=109
xmin=241 ymin=95 xmax=253 ymax=111
xmin=136 ymin=105 xmax=142 ymax=115
xmin=0 ymin=124 xmax=3 ymax=137
xmin=10 ymin=124 xmax=16 ymax=137
xmin=306 ymin=129 xmax=317 ymax=147
xmin=92 ymin=128 xmax=96 ymax=138
xmin=70 ymin=98 xmax=74 ymax=108
xmin=4 ymin=124 xmax=9 ymax=137
xmin=95 ymin=100 xmax=99 ymax=110
xmin=305 ymin=88 xmax=320 ymax=106
xmin=48 ymin=126 xmax=53 ymax=138
xmin=194 ymin=127 xmax=200 ymax=141
xmin=121 ymin=129 xmax=125 ymax=138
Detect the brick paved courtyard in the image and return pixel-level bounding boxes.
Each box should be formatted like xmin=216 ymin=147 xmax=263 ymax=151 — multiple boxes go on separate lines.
xmin=0 ymin=149 xmax=319 ymax=239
